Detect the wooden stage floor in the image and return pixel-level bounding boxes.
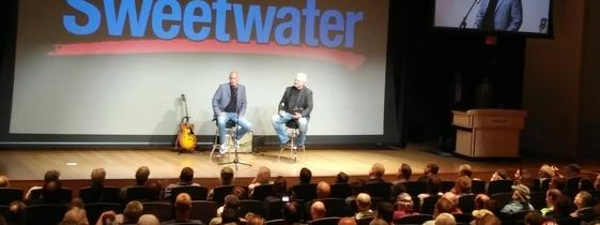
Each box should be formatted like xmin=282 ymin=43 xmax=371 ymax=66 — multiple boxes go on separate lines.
xmin=1 ymin=144 xmax=595 ymax=181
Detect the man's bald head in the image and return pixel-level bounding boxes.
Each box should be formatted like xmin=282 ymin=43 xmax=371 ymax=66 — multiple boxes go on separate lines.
xmin=310 ymin=201 xmax=326 ymax=220
xmin=137 ymin=214 xmax=160 ymax=225
xmin=338 ymin=217 xmax=357 ymax=225
xmin=175 ymin=193 xmax=192 ymax=211
xmin=0 ymin=176 xmax=8 ymax=187
xmin=229 ymin=72 xmax=240 ymax=87
xmin=316 ymin=181 xmax=331 ymax=199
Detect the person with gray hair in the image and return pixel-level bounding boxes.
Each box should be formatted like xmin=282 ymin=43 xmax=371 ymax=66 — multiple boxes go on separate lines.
xmin=272 ymin=72 xmax=313 ymax=148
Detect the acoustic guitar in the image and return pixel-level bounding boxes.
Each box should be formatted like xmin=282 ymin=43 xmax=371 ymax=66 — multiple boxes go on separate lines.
xmin=175 ymin=94 xmax=197 ymax=152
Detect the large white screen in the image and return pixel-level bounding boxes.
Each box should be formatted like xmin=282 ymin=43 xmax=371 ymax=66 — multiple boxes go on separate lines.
xmin=11 ymin=0 xmax=389 ymax=136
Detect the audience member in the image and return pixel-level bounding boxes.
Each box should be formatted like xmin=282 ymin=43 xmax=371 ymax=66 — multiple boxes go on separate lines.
xmin=474 ymin=194 xmax=495 ymax=211
xmin=472 ymin=208 xmax=495 ymax=221
xmin=30 ymin=180 xmax=66 ymax=204
xmin=473 ymin=213 xmax=500 ymax=225
xmin=5 ymin=201 xmax=26 ymax=225
xmin=338 ymin=217 xmax=357 ymax=225
xmin=368 ymin=218 xmax=388 ymax=225
xmin=538 ymin=165 xmax=555 ymax=180
xmin=208 ymin=166 xmax=235 ymax=201
xmin=215 ymin=194 xmax=241 ymax=220
xmin=137 ymin=214 xmax=160 ymax=225
xmin=500 ymin=184 xmax=534 ymax=215
xmin=431 ymin=213 xmax=456 ymax=225
xmin=391 ymin=164 xmax=411 ymax=198
xmin=417 ymin=163 xmax=442 ymax=194
xmin=393 ymin=164 xmax=411 ymax=184
xmin=145 ymin=181 xmax=163 ymax=201
xmin=451 ymin=176 xmax=472 ymax=196
xmin=524 ymin=211 xmax=544 ymax=225
xmin=317 ymin=181 xmax=331 ymax=199
xmin=458 ymin=164 xmax=473 ymax=179
xmin=164 ymin=167 xmax=201 ymax=198
xmin=541 ymin=189 xmax=561 ymax=216
xmin=368 ymin=163 xmax=386 ymax=183
xmin=25 ymin=169 xmax=61 ymax=200
xmin=249 ymin=167 xmax=273 ymax=195
xmin=271 ymin=176 xmax=288 ymax=198
xmin=283 ymin=201 xmax=302 ymax=224
xmin=90 ymin=168 xmax=106 ymax=188
xmin=570 ymin=191 xmax=595 ymax=222
xmin=393 ymin=193 xmax=416 ymax=220
xmin=220 ymin=207 xmax=240 ymax=225
xmin=336 ymin=172 xmax=349 ymax=184
xmin=300 ymin=168 xmax=312 ymax=185
xmin=355 ymin=193 xmax=374 ymax=220
xmin=123 ymin=201 xmax=144 ymax=225
xmin=549 ymin=194 xmax=577 ymax=225
xmin=61 ymin=207 xmax=89 ymax=225
xmin=246 ymin=214 xmax=264 ymax=225
xmin=565 ymin=164 xmax=582 ymax=179
xmin=374 ymin=202 xmax=394 ymax=224
xmin=163 ymin=193 xmax=202 ymax=224
xmin=422 ymin=198 xmax=459 ymax=225
xmin=121 ymin=166 xmax=151 ymax=200
xmin=490 ymin=169 xmax=509 ymax=182
xmin=233 ymin=186 xmax=248 ymax=200
xmin=310 ymin=201 xmax=327 ymax=221
xmin=0 ymin=175 xmax=9 ymax=187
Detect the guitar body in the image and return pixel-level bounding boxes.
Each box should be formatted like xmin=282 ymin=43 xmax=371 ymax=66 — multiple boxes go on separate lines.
xmin=177 ymin=122 xmax=197 ymax=152
xmin=175 ymin=94 xmax=197 ymax=152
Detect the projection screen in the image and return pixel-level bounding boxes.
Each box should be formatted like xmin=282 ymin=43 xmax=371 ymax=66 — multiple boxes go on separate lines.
xmin=11 ymin=0 xmax=389 ymax=137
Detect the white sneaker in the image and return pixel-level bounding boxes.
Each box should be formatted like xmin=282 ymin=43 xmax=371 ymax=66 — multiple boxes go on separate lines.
xmin=219 ymin=144 xmax=228 ymax=155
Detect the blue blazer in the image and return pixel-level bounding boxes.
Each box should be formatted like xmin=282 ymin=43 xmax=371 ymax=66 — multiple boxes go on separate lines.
xmin=474 ymin=0 xmax=522 ymax=31
xmin=212 ymin=83 xmax=247 ymax=118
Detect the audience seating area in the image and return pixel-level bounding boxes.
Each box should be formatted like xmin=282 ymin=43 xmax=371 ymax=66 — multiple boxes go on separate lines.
xmin=0 ymin=163 xmax=599 ymax=225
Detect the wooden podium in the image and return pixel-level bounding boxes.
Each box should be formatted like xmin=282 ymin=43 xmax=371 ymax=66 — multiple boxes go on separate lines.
xmin=452 ymin=109 xmax=527 ymax=158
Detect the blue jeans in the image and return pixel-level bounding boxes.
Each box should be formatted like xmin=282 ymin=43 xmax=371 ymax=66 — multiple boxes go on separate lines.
xmin=217 ymin=113 xmax=252 ymax=145
xmin=272 ymin=112 xmax=309 ymax=146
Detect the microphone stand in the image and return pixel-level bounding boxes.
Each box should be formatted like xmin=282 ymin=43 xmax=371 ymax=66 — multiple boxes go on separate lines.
xmin=219 ymin=92 xmax=252 ymax=170
xmin=459 ymin=0 xmax=479 ymax=29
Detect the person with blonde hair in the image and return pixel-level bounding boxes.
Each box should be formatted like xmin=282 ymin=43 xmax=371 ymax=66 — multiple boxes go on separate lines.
xmin=355 ymin=193 xmax=374 ymax=220
xmin=433 ymin=213 xmax=456 ymax=225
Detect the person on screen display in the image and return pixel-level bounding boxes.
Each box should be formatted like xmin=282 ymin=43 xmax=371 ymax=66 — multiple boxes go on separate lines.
xmin=474 ymin=0 xmax=523 ymax=32
xmin=272 ymin=73 xmax=313 ymax=149
xmin=212 ymin=71 xmax=253 ymax=155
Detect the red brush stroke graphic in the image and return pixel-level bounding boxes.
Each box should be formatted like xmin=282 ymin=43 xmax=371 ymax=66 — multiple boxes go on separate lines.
xmin=48 ymin=39 xmax=366 ymax=70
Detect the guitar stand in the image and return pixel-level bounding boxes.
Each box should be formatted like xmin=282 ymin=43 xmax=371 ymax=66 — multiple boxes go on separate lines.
xmin=218 ymin=121 xmax=252 ymax=170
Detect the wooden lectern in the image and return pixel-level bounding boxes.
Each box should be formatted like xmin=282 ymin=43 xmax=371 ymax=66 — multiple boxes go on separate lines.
xmin=452 ymin=109 xmax=527 ymax=158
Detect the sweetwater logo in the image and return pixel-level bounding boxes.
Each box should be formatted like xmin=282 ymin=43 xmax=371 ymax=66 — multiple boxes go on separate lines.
xmin=50 ymin=0 xmax=367 ymax=69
